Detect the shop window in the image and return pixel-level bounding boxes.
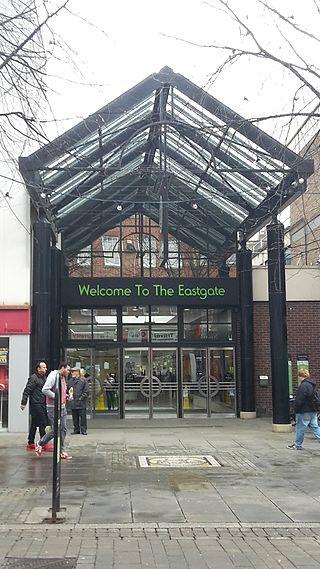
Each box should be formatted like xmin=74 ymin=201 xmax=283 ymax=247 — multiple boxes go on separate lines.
xmin=123 ymin=325 xmax=149 ymax=343
xmin=102 ymin=236 xmax=120 ymax=267
xmin=183 ymin=308 xmax=233 ymax=341
xmin=0 ymin=339 xmax=9 ymax=429
xmin=93 ymin=309 xmax=117 ymax=341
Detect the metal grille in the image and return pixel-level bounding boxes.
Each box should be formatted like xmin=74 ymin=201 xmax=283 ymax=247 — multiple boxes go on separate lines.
xmin=0 ymin=560 xmax=76 ymax=569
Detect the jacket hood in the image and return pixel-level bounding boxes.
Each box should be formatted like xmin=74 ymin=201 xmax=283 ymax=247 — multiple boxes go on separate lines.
xmin=303 ymin=377 xmax=316 ymax=387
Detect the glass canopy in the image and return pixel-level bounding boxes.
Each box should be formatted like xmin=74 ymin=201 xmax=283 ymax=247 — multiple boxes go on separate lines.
xmin=19 ymin=66 xmax=313 ymax=264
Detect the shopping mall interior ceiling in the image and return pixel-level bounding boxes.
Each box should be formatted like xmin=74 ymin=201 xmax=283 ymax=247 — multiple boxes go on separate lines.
xmin=19 ymin=66 xmax=314 ymax=264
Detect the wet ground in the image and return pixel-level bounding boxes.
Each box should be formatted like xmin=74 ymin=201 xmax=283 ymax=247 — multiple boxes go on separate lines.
xmin=1 ymin=417 xmax=320 ymax=567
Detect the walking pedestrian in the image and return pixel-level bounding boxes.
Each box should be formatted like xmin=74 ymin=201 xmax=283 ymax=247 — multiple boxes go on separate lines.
xmin=35 ymin=362 xmax=72 ymax=460
xmin=68 ymin=367 xmax=89 ymax=435
xmin=287 ymin=368 xmax=320 ymax=450
xmin=20 ymin=361 xmax=53 ymax=452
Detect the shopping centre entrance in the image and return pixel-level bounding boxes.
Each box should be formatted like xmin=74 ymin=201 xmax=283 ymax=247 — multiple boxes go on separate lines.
xmin=65 ymin=344 xmax=236 ymax=419
xmin=19 ymin=66 xmax=314 ymax=429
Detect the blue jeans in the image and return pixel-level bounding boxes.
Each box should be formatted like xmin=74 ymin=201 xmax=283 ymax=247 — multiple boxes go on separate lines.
xmin=294 ymin=412 xmax=320 ymax=448
xmin=38 ymin=406 xmax=67 ymax=452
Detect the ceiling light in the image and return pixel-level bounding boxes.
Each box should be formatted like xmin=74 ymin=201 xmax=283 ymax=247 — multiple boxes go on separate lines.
xmin=191 ymin=202 xmax=198 ymax=210
xmin=117 ymin=204 xmax=123 ymax=211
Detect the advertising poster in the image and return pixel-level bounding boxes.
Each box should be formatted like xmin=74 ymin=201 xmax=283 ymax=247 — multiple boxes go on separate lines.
xmin=297 ymin=354 xmax=309 ymax=385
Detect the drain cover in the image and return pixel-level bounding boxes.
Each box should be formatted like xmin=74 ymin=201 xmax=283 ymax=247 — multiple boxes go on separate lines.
xmin=0 ymin=559 xmax=76 ymax=568
xmin=138 ymin=455 xmax=221 ymax=468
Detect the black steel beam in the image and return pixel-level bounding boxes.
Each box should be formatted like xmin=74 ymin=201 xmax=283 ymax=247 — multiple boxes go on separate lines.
xmin=50 ymin=143 xmax=147 ymax=211
xmin=64 ymin=203 xmax=136 ymax=255
xmin=39 ymin=117 xmax=152 ymax=191
xmin=166 ymin=147 xmax=252 ymax=212
xmin=20 ymin=70 xmax=173 ymax=169
xmin=165 ymin=174 xmax=235 ymax=236
xmin=56 ymin=174 xmax=141 ymax=230
xmin=173 ymin=119 xmax=268 ymax=189
xmin=164 ymin=69 xmax=314 ymax=172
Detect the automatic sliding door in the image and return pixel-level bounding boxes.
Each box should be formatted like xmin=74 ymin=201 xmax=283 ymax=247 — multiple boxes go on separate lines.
xmin=181 ymin=347 xmax=236 ymax=416
xmin=181 ymin=349 xmax=208 ymax=414
xmin=209 ymin=348 xmax=236 ymax=413
xmin=92 ymin=349 xmax=119 ymax=414
xmin=124 ymin=348 xmax=149 ymax=415
xmin=152 ymin=348 xmax=177 ymax=415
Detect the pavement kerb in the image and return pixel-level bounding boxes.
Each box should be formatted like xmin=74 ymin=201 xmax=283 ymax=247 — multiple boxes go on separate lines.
xmin=2 ymin=522 xmax=320 ymax=530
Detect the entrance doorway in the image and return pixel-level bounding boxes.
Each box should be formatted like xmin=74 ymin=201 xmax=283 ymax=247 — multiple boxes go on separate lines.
xmin=123 ymin=347 xmax=177 ymax=417
xmin=181 ymin=347 xmax=235 ymax=416
xmin=65 ymin=347 xmax=119 ymax=416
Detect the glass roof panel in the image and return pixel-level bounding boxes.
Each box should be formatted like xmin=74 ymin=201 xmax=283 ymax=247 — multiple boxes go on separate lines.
xmin=154 ymin=154 xmax=248 ymax=223
xmin=41 ymin=94 xmax=155 ymax=182
xmin=171 ymin=92 xmax=289 ymax=185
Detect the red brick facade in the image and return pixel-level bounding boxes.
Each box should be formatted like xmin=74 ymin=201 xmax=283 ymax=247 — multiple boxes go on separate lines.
xmin=253 ymin=301 xmax=320 ymax=416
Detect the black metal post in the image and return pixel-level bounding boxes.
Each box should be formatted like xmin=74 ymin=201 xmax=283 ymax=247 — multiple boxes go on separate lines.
xmin=51 ymin=246 xmax=62 ymax=370
xmin=237 ymin=244 xmax=255 ymax=417
xmin=51 ymin=373 xmax=62 ymax=522
xmin=32 ymin=216 xmax=51 ymax=369
xmin=267 ymin=218 xmax=290 ymax=428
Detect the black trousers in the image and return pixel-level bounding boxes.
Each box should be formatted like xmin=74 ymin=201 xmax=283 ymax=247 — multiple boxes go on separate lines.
xmin=72 ymin=408 xmax=87 ymax=433
xmin=28 ymin=405 xmax=47 ymax=444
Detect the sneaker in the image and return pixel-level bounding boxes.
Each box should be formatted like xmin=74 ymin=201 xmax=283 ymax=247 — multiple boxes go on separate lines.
xmin=60 ymin=452 xmax=72 ymax=460
xmin=26 ymin=443 xmax=35 ymax=450
xmin=35 ymin=442 xmax=43 ymax=457
xmin=287 ymin=444 xmax=303 ymax=450
xmin=81 ymin=432 xmax=87 ymax=435
xmin=43 ymin=443 xmax=54 ymax=451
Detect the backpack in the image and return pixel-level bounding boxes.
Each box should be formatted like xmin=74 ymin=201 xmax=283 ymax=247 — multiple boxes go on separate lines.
xmin=310 ymin=386 xmax=320 ymax=412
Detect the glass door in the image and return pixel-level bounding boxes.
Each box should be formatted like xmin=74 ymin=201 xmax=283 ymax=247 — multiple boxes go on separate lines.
xmin=152 ymin=348 xmax=177 ymax=415
xmin=209 ymin=348 xmax=236 ymax=414
xmin=181 ymin=348 xmax=208 ymax=414
xmin=181 ymin=347 xmax=236 ymax=416
xmin=124 ymin=347 xmax=149 ymax=416
xmin=65 ymin=347 xmax=120 ymax=416
xmin=92 ymin=349 xmax=119 ymax=415
xmin=123 ymin=348 xmax=178 ymax=417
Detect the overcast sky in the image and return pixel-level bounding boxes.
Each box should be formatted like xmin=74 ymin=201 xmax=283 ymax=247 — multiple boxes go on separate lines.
xmin=44 ymin=0 xmax=320 ymax=150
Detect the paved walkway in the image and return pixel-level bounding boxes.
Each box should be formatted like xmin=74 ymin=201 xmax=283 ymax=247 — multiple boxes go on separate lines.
xmin=1 ymin=417 xmax=320 ymax=568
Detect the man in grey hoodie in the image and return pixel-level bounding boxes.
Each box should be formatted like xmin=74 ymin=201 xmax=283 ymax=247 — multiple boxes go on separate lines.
xmin=35 ymin=362 xmax=72 ymax=460
xmin=288 ymin=368 xmax=320 ymax=450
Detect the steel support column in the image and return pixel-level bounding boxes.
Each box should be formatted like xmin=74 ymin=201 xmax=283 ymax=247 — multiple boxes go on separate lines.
xmin=50 ymin=246 xmax=62 ymax=370
xmin=237 ymin=244 xmax=256 ymax=419
xmin=32 ymin=216 xmax=51 ymax=370
xmin=267 ymin=219 xmax=291 ymax=431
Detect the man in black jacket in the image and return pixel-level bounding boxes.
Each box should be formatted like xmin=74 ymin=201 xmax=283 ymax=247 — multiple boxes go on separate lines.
xmin=288 ymin=368 xmax=320 ymax=450
xmin=20 ymin=361 xmax=53 ymax=451
xmin=68 ymin=367 xmax=89 ymax=435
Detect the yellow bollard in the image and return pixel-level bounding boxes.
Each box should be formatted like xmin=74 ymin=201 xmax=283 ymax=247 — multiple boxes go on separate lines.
xmin=183 ymin=385 xmax=189 ymax=410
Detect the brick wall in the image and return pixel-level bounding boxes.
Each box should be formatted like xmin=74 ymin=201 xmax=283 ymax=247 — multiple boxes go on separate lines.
xmin=253 ymin=301 xmax=320 ymax=416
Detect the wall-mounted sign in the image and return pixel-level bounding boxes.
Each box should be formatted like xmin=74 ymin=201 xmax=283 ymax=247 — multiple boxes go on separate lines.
xmin=259 ymin=375 xmax=269 ymax=387
xmin=0 ymin=308 xmax=30 ymax=334
xmin=62 ymin=277 xmax=239 ymax=307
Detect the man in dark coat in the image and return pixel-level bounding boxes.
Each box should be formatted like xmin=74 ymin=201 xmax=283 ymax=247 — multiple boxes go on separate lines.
xmin=68 ymin=367 xmax=89 ymax=435
xmin=20 ymin=361 xmax=52 ymax=451
xmin=288 ymin=368 xmax=320 ymax=450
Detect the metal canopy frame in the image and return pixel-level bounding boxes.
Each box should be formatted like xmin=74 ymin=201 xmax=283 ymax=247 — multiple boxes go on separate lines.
xmin=19 ymin=66 xmax=314 ymax=262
